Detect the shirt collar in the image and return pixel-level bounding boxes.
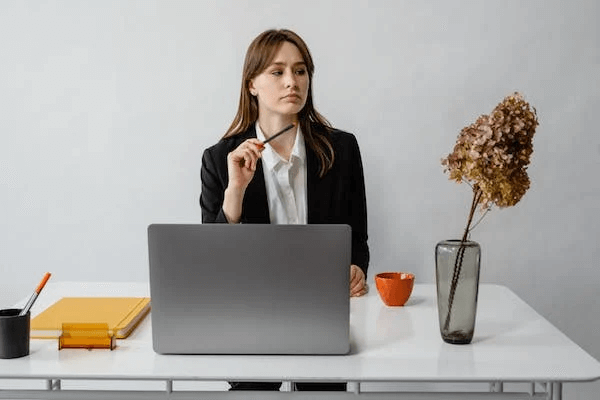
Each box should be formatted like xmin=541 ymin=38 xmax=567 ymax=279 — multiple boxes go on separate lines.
xmin=255 ymin=121 xmax=306 ymax=171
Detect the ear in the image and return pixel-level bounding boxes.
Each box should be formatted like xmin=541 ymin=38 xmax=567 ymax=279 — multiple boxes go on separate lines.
xmin=248 ymin=80 xmax=257 ymax=96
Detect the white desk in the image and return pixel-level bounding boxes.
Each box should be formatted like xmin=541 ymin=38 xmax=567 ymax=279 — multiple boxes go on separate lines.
xmin=0 ymin=282 xmax=599 ymax=400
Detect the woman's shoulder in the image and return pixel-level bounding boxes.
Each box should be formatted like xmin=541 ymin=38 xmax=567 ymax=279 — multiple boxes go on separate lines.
xmin=329 ymin=128 xmax=357 ymax=143
xmin=205 ymin=126 xmax=256 ymax=155
xmin=313 ymin=125 xmax=360 ymax=153
xmin=311 ymin=123 xmax=357 ymax=143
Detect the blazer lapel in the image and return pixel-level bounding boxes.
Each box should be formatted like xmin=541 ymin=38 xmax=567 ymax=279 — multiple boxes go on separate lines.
xmin=306 ymin=147 xmax=332 ymax=224
xmin=243 ymin=160 xmax=270 ymax=223
xmin=238 ymin=125 xmax=270 ymax=223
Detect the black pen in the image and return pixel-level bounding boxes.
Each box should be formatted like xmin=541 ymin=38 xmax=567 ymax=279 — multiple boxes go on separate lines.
xmin=262 ymin=122 xmax=296 ymax=144
xmin=238 ymin=123 xmax=296 ymax=167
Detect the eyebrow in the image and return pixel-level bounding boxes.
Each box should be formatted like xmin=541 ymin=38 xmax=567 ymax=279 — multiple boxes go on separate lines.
xmin=269 ymin=61 xmax=306 ymax=68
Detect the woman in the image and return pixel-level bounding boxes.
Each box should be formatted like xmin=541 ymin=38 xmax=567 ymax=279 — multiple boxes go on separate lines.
xmin=200 ymin=29 xmax=369 ymax=391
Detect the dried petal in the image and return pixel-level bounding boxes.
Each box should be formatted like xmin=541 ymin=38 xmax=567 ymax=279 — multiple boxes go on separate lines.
xmin=441 ymin=92 xmax=539 ymax=210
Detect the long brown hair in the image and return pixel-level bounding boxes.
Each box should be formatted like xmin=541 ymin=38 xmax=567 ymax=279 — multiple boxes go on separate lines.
xmin=223 ymin=29 xmax=334 ymax=177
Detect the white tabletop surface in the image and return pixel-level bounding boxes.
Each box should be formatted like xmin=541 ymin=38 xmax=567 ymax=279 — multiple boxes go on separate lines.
xmin=2 ymin=281 xmax=599 ymax=383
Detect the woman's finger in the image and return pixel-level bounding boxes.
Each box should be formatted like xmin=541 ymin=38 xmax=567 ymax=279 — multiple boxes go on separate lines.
xmin=239 ymin=145 xmax=262 ymax=167
xmin=350 ymin=275 xmax=362 ymax=290
xmin=238 ymin=147 xmax=257 ymax=166
xmin=248 ymin=138 xmax=265 ymax=150
xmin=350 ymin=265 xmax=363 ymax=286
xmin=351 ymin=273 xmax=361 ymax=287
xmin=351 ymin=281 xmax=364 ymax=295
xmin=244 ymin=154 xmax=252 ymax=170
xmin=350 ymin=265 xmax=357 ymax=281
xmin=245 ymin=140 xmax=264 ymax=158
xmin=350 ymin=277 xmax=365 ymax=295
xmin=351 ymin=285 xmax=367 ymax=297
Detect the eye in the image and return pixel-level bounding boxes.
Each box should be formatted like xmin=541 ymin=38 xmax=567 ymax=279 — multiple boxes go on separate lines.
xmin=295 ymin=69 xmax=306 ymax=75
xmin=271 ymin=70 xmax=283 ymax=76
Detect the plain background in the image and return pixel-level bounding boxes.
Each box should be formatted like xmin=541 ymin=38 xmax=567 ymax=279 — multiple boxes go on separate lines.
xmin=1 ymin=0 xmax=598 ymax=397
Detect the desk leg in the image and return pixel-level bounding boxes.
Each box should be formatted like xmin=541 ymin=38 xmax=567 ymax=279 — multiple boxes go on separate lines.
xmin=347 ymin=381 xmax=360 ymax=394
xmin=489 ymin=382 xmax=504 ymax=392
xmin=552 ymin=382 xmax=562 ymax=400
xmin=45 ymin=379 xmax=61 ymax=390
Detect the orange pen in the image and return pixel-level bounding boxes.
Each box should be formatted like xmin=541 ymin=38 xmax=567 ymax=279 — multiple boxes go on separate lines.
xmin=19 ymin=272 xmax=51 ymax=317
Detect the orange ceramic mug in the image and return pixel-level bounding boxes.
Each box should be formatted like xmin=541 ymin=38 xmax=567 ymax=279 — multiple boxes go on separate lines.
xmin=375 ymin=272 xmax=415 ymax=306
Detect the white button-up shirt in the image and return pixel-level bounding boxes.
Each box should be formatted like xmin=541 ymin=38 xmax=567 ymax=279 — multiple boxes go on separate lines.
xmin=255 ymin=121 xmax=307 ymax=225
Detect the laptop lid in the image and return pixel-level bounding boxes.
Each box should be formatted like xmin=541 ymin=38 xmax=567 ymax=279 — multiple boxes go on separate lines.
xmin=147 ymin=224 xmax=351 ymax=355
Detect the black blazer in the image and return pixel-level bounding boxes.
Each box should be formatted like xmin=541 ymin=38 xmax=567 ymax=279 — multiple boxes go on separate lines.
xmin=200 ymin=124 xmax=370 ymax=276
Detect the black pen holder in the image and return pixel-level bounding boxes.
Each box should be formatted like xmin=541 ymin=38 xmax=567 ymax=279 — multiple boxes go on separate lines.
xmin=0 ymin=308 xmax=30 ymax=359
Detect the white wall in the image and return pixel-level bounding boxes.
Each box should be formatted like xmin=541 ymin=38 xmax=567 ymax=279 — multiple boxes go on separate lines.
xmin=1 ymin=0 xmax=598 ymax=397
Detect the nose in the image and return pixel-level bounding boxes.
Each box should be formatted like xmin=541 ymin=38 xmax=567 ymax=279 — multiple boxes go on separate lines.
xmin=284 ymin=70 xmax=297 ymax=88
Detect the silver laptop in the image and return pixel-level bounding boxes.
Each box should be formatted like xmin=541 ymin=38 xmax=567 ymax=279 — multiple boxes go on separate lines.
xmin=147 ymin=224 xmax=351 ymax=355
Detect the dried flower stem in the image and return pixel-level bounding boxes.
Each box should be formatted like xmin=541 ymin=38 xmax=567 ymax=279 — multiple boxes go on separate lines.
xmin=443 ymin=187 xmax=482 ymax=332
xmin=462 ymin=188 xmax=482 ymax=242
xmin=467 ymin=206 xmax=491 ymax=237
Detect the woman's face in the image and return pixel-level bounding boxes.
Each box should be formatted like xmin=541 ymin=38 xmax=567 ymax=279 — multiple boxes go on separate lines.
xmin=249 ymin=41 xmax=309 ymax=120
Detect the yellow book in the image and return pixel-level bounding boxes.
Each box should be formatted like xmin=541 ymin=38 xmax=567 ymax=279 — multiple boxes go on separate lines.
xmin=31 ymin=297 xmax=150 ymax=339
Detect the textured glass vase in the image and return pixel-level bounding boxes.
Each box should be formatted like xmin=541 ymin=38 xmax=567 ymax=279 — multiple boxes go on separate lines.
xmin=435 ymin=240 xmax=481 ymax=344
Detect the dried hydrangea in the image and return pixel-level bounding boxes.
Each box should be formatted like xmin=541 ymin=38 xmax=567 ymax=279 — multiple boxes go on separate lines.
xmin=439 ymin=93 xmax=539 ymax=334
xmin=442 ymin=92 xmax=539 ymax=211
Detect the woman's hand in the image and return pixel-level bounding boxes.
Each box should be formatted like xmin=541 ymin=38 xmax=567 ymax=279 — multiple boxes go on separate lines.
xmin=222 ymin=139 xmax=265 ymax=223
xmin=350 ymin=265 xmax=367 ymax=297
xmin=227 ymin=139 xmax=265 ymax=191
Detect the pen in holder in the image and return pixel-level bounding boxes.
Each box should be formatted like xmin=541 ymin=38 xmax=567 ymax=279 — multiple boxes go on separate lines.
xmin=0 ymin=309 xmax=30 ymax=359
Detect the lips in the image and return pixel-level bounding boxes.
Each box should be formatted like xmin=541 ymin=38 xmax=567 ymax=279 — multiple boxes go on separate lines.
xmin=283 ymin=93 xmax=301 ymax=100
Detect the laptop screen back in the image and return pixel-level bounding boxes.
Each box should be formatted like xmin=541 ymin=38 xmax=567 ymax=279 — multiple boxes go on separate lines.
xmin=148 ymin=224 xmax=351 ymax=355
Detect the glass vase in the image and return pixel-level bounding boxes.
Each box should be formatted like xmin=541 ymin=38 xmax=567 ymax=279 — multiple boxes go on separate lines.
xmin=435 ymin=239 xmax=481 ymax=344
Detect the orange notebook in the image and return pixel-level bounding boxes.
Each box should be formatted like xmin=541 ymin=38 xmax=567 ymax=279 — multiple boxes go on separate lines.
xmin=31 ymin=297 xmax=150 ymax=339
